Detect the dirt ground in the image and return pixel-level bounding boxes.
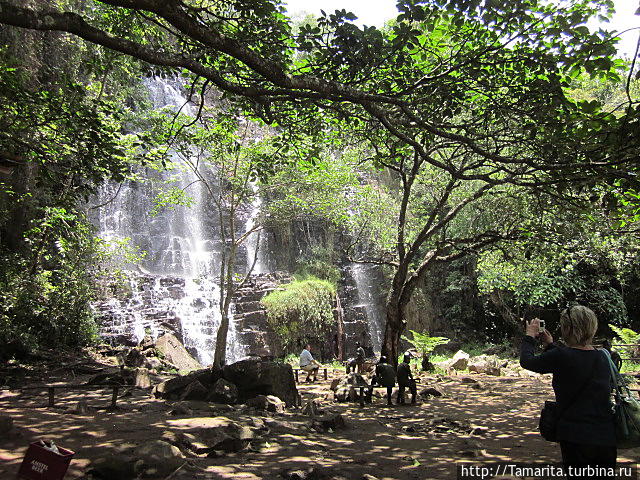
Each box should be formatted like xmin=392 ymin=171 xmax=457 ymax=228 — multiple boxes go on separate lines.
xmin=1 ymin=353 xmax=638 ymax=480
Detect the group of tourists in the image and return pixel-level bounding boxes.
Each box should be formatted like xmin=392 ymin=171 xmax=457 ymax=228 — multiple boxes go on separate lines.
xmin=369 ymin=353 xmax=418 ymax=405
xmin=299 ymin=303 xmax=636 ymax=477
xmin=300 ymin=342 xmax=418 ymax=406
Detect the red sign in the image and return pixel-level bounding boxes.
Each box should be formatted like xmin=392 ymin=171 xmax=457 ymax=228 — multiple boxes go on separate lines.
xmin=17 ymin=442 xmax=74 ymax=480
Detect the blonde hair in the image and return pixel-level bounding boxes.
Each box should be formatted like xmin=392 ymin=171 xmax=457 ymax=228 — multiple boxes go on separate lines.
xmin=560 ymin=305 xmax=598 ymax=346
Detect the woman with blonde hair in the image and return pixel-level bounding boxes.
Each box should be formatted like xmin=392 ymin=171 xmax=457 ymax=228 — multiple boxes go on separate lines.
xmin=520 ymin=305 xmax=616 ymax=477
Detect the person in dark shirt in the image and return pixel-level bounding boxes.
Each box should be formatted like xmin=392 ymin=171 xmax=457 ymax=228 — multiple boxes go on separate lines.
xmin=355 ymin=342 xmax=366 ymax=374
xmin=369 ymin=355 xmax=396 ymax=406
xmin=601 ymin=339 xmax=623 ymax=371
xmin=520 ymin=305 xmax=616 ymax=478
xmin=397 ymin=353 xmax=417 ymax=405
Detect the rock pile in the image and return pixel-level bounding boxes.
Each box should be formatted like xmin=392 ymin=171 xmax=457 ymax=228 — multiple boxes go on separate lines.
xmin=330 ymin=373 xmax=369 ymax=402
xmin=154 ymin=357 xmax=298 ymax=407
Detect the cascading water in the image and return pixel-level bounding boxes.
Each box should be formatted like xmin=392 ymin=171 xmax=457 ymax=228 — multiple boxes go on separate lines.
xmin=351 ymin=262 xmax=386 ymax=355
xmin=92 ymin=76 xmax=246 ymax=365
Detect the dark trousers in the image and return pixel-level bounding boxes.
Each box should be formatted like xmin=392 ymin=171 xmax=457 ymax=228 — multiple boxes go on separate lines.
xmin=397 ymin=379 xmax=417 ymax=404
xmin=560 ymin=442 xmax=617 ymax=480
xmin=384 ymin=386 xmax=393 ymax=404
xmin=368 ymin=380 xmax=393 ymax=405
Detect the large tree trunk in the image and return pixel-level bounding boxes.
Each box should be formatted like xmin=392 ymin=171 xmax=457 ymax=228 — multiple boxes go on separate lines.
xmin=382 ymin=294 xmax=405 ymax=366
xmin=213 ymin=312 xmax=230 ymax=367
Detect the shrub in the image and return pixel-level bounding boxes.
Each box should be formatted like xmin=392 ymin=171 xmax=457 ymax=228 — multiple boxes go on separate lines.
xmin=261 ymin=276 xmax=336 ymax=354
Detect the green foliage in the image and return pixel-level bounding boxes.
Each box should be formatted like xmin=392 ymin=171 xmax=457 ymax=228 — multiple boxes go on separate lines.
xmin=610 ymin=325 xmax=640 ymax=361
xmin=150 ymin=187 xmax=195 ymax=217
xmin=261 ymin=276 xmax=336 ymax=354
xmin=0 ymin=31 xmax=146 ymax=357
xmin=401 ymin=330 xmax=450 ymax=356
xmin=294 ymin=245 xmax=341 ymax=286
xmin=0 ymin=212 xmax=104 ymax=358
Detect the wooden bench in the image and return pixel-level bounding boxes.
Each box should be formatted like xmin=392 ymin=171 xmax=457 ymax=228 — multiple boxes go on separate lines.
xmin=20 ymin=383 xmax=125 ymax=409
xmin=292 ymin=367 xmax=328 ymax=382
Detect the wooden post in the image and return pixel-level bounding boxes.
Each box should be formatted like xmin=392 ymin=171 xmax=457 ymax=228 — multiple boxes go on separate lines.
xmin=48 ymin=387 xmax=55 ymax=407
xmin=110 ymin=386 xmax=119 ymax=409
xmin=335 ymin=293 xmax=345 ymax=361
xmin=324 ymin=368 xmax=328 ymax=380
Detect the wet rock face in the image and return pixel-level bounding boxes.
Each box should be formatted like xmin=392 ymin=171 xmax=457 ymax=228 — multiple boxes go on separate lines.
xmin=96 ymin=274 xmax=188 ymax=349
xmin=233 ymin=273 xmax=287 ymax=359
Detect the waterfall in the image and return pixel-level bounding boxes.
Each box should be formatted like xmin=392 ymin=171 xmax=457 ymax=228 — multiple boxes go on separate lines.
xmin=92 ymin=76 xmax=246 ymax=365
xmin=351 ymin=262 xmax=385 ymax=355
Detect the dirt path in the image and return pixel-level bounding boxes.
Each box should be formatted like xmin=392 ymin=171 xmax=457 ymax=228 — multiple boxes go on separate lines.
xmin=1 ymin=360 xmax=638 ymax=479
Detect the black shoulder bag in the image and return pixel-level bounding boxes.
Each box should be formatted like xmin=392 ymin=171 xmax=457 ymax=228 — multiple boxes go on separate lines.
xmin=602 ymin=349 xmax=640 ymax=449
xmin=539 ymin=354 xmax=599 ymax=442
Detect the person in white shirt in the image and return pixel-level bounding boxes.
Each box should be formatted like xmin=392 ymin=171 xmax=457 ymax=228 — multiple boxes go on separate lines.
xmin=299 ymin=343 xmax=320 ymax=382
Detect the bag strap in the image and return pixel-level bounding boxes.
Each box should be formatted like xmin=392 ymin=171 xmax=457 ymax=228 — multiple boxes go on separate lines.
xmin=601 ymin=348 xmax=632 ymax=437
xmin=555 ymin=351 xmax=600 ymax=419
xmin=602 ymin=348 xmax=630 ymax=397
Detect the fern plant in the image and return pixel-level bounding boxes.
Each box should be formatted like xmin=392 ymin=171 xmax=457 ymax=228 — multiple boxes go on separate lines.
xmin=401 ymin=330 xmax=450 ymax=356
xmin=610 ymin=325 xmax=640 ymax=360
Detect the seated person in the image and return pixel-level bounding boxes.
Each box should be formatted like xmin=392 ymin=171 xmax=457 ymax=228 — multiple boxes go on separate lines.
xmin=299 ymin=343 xmax=321 ymax=382
xmin=346 ymin=342 xmax=368 ymax=374
xmin=368 ymin=355 xmax=396 ymax=405
xmin=397 ymin=353 xmax=417 ymax=405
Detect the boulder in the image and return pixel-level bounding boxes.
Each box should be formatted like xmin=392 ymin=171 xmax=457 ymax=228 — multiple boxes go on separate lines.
xmin=222 ymin=359 xmax=297 ymax=406
xmin=245 ymin=395 xmax=285 ymax=413
xmin=207 ymin=378 xmax=238 ymax=404
xmin=154 ymin=376 xmax=195 ymax=399
xmin=154 ymin=367 xmax=221 ymax=399
xmin=448 ymin=350 xmax=470 ymax=370
xmin=331 ymin=373 xmax=368 ymax=390
xmin=179 ymin=380 xmax=208 ymax=401
xmin=302 ymin=399 xmax=323 ymax=417
xmin=311 ymin=413 xmax=346 ymax=432
xmin=155 ymin=333 xmax=202 ymax=371
xmin=167 ymin=416 xmax=254 ymax=453
xmin=263 ymin=418 xmax=299 ymax=434
xmin=468 ymin=355 xmax=502 ymax=376
xmin=86 ymin=455 xmax=138 ymax=480
xmin=332 ymin=373 xmax=368 ymax=402
xmin=134 ymin=440 xmax=185 ymax=477
xmin=169 ymin=402 xmax=193 ymax=416
xmin=419 ymin=387 xmax=444 ymax=398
